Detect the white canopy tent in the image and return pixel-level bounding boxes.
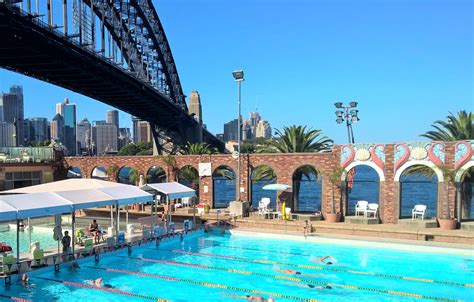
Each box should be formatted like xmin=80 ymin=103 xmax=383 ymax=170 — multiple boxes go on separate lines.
xmin=0 ymin=179 xmax=153 ymax=266
xmin=140 ymin=182 xmax=196 ymax=224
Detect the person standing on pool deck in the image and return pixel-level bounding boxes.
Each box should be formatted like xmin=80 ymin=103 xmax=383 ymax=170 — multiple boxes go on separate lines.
xmin=61 ymin=231 xmax=71 ymax=254
xmin=88 ymin=219 xmax=102 ymax=244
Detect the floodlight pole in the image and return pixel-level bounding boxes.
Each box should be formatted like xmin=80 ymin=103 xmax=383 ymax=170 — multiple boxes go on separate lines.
xmin=233 ymin=70 xmax=244 ymax=202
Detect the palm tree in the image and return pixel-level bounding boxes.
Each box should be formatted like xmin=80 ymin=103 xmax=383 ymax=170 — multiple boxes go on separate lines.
xmin=419 ymin=110 xmax=473 ymax=219
xmin=181 ymin=142 xmax=218 ymax=155
xmin=440 ymin=166 xmax=456 ymax=220
xmin=328 ymin=168 xmax=347 ymax=216
xmin=422 ymin=111 xmax=473 ymax=141
xmin=255 ymin=125 xmax=332 ymax=210
xmin=257 ymin=125 xmax=333 ymax=153
xmin=106 ymin=164 xmax=119 ymax=181
xmin=159 ymin=155 xmax=178 ymax=181
xmin=129 ymin=168 xmax=139 ymax=185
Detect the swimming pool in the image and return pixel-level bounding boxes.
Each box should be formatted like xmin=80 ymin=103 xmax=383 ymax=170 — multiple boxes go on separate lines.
xmin=1 ymin=229 xmax=473 ymax=301
xmin=0 ymin=226 xmax=62 ymax=254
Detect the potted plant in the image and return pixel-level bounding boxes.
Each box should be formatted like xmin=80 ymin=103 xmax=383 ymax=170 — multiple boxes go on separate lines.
xmin=326 ymin=168 xmax=346 ymax=223
xmin=438 ymin=166 xmax=458 ymax=230
xmin=203 ymin=204 xmax=210 ymax=214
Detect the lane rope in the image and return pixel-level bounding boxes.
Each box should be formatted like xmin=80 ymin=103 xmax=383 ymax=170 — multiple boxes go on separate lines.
xmin=35 ymin=276 xmax=170 ymax=301
xmin=0 ymin=294 xmax=32 ymax=302
xmin=85 ymin=266 xmax=319 ymax=302
xmin=118 ymin=255 xmax=459 ymax=302
xmin=168 ymin=249 xmax=473 ymax=288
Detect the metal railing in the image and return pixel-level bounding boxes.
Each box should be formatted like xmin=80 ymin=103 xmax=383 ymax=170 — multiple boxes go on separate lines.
xmin=0 ymin=147 xmax=54 ymax=163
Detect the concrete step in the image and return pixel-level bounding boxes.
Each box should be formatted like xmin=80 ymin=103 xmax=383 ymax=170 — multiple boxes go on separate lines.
xmin=460 ymin=222 xmax=474 ymax=231
xmin=398 ymin=218 xmax=438 ymax=228
xmin=345 ymin=216 xmax=380 ymax=225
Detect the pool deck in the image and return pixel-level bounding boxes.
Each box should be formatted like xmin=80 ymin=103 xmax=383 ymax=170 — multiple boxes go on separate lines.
xmin=202 ymin=215 xmax=474 ymax=247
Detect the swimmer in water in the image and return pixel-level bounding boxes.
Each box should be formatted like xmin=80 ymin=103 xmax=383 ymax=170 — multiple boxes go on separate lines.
xmin=19 ymin=274 xmax=29 ymax=287
xmin=88 ymin=278 xmax=113 ymax=288
xmin=288 ymin=282 xmax=332 ymax=290
xmin=224 ymin=293 xmax=274 ymax=301
xmin=69 ymin=261 xmax=80 ymax=271
xmin=279 ymin=269 xmax=302 ymax=275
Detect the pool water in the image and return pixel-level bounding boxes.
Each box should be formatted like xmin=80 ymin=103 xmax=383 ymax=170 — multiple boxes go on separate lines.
xmin=2 ymin=230 xmax=473 ymax=301
xmin=0 ymin=227 xmax=62 ymax=254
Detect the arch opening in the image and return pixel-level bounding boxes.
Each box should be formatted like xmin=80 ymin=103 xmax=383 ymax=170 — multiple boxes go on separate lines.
xmin=147 ymin=166 xmax=166 ymax=183
xmin=178 ymin=165 xmax=199 ymax=194
xmin=212 ymin=166 xmax=236 ymax=209
xmin=292 ymin=165 xmax=321 ymax=213
xmin=460 ymin=167 xmax=474 ymax=221
xmin=91 ymin=166 xmax=107 ymax=180
xmin=250 ymin=165 xmax=277 ymax=209
xmin=67 ymin=167 xmax=82 ymax=178
xmin=399 ymin=165 xmax=438 ymax=219
xmin=346 ymin=165 xmax=380 ymax=216
xmin=118 ymin=166 xmax=138 ymax=185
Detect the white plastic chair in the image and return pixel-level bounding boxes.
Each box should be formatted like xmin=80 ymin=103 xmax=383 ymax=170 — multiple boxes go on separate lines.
xmin=412 ymin=205 xmax=427 ymax=220
xmin=355 ymin=200 xmax=369 ymax=216
xmin=258 ymin=198 xmax=271 ymax=217
xmin=365 ymin=203 xmax=379 ymax=218
xmin=182 ymin=197 xmax=190 ymax=207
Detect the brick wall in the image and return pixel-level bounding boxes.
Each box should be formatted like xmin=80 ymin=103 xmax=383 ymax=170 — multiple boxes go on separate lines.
xmin=63 ymin=142 xmax=466 ymax=224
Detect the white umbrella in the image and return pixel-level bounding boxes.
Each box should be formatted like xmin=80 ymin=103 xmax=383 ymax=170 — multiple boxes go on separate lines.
xmin=263 ymin=184 xmax=291 ymax=218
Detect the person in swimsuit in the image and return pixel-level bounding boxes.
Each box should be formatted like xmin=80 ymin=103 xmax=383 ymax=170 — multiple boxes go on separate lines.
xmin=19 ymin=274 xmax=29 ymax=287
xmin=88 ymin=278 xmax=113 ymax=288
xmin=279 ymin=269 xmax=302 ymax=275
xmin=303 ymin=220 xmax=310 ymax=238
xmin=89 ymin=220 xmax=102 ymax=244
xmin=319 ymin=256 xmax=336 ymax=265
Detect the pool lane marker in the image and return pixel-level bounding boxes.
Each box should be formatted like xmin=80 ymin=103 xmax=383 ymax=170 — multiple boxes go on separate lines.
xmin=118 ymin=255 xmax=460 ymax=302
xmin=0 ymin=294 xmax=31 ymax=302
xmin=169 ymin=249 xmax=473 ymax=289
xmin=85 ymin=266 xmax=319 ymax=302
xmin=201 ymin=242 xmax=313 ymax=257
xmin=35 ymin=276 xmax=170 ymax=302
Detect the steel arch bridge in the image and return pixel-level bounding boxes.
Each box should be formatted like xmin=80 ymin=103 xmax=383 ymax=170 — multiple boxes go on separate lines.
xmin=0 ymin=0 xmax=224 ymax=153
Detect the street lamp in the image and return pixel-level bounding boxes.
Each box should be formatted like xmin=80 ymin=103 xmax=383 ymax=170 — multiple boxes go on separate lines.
xmin=232 ymin=69 xmax=244 ymax=202
xmin=334 ymin=102 xmax=360 ymax=144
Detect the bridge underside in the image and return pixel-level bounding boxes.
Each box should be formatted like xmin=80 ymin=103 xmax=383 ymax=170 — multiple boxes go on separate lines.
xmin=0 ymin=5 xmax=224 ymax=152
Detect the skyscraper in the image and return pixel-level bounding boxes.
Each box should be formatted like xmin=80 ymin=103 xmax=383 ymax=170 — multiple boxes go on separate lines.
xmin=0 ymin=86 xmax=24 ymax=146
xmin=188 ymin=91 xmax=202 ymax=124
xmin=26 ymin=117 xmax=49 ymax=143
xmin=118 ymin=127 xmax=132 ymax=150
xmin=242 ymin=120 xmax=252 ymax=141
xmin=106 ymin=110 xmax=119 ymax=129
xmin=92 ymin=121 xmax=118 ymax=155
xmin=77 ymin=118 xmax=91 ymax=155
xmin=223 ymin=118 xmax=239 ymax=142
xmin=50 ymin=114 xmax=65 ymax=143
xmin=136 ymin=121 xmax=152 ymax=143
xmin=0 ymin=122 xmax=15 ymax=147
xmin=131 ymin=116 xmax=140 ymax=144
xmin=56 ymin=98 xmax=77 ymax=155
xmin=249 ymin=112 xmax=261 ymax=139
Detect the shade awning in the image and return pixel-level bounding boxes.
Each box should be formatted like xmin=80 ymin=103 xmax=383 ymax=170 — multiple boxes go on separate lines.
xmin=140 ymin=182 xmax=196 ymax=199
xmin=0 ymin=192 xmax=73 ymax=219
xmin=0 ymin=179 xmax=154 ymax=221
xmin=98 ymin=186 xmax=153 ymax=206
xmin=54 ymin=189 xmax=117 ymax=210
xmin=0 ymin=201 xmax=20 ymax=221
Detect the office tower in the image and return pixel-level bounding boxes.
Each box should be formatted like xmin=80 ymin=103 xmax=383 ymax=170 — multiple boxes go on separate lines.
xmin=256 ymin=120 xmax=272 ymax=139
xmin=131 ymin=116 xmax=140 ymax=143
xmin=242 ymin=120 xmax=252 ymax=141
xmin=0 ymin=122 xmax=16 ymax=147
xmin=249 ymin=111 xmax=261 ymax=139
xmin=26 ymin=117 xmax=49 ymax=143
xmin=106 ymin=110 xmax=119 ymax=129
xmin=56 ymin=98 xmax=77 ymax=155
xmin=0 ymin=86 xmax=24 ymax=146
xmin=50 ymin=113 xmax=65 ymax=143
xmin=188 ymin=90 xmax=202 ymax=124
xmin=223 ymin=118 xmax=239 ymax=142
xmin=92 ymin=121 xmax=118 ymax=155
xmin=76 ymin=118 xmax=91 ymax=155
xmin=136 ymin=121 xmax=152 ymax=143
xmin=118 ymin=127 xmax=132 ymax=150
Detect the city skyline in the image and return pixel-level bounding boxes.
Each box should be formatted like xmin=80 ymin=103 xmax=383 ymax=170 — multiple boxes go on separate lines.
xmin=0 ymin=0 xmax=472 ymax=145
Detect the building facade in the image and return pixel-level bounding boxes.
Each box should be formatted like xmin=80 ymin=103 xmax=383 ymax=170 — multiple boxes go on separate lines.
xmin=0 ymin=122 xmax=16 ymax=147
xmin=76 ymin=118 xmax=91 ymax=155
xmin=92 ymin=121 xmax=118 ymax=155
xmin=55 ymin=99 xmax=77 ymax=155
xmin=0 ymin=86 xmax=24 ymax=146
xmin=256 ymin=120 xmax=272 ymax=139
xmin=50 ymin=113 xmax=65 ymax=144
xmin=25 ymin=117 xmax=49 ymax=143
xmin=223 ymin=118 xmax=239 ymax=142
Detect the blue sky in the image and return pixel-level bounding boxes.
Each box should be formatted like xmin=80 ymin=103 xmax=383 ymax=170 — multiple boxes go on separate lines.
xmin=1 ymin=0 xmax=472 ymax=144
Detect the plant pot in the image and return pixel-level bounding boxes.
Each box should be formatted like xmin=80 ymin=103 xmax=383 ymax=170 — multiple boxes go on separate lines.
xmin=203 ymin=204 xmax=210 ymax=214
xmin=438 ymin=218 xmax=458 ymax=230
xmin=326 ymin=213 xmax=341 ymax=223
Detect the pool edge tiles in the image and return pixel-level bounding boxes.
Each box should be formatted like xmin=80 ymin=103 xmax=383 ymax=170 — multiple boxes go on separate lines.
xmin=229 ymin=230 xmax=474 ymax=256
